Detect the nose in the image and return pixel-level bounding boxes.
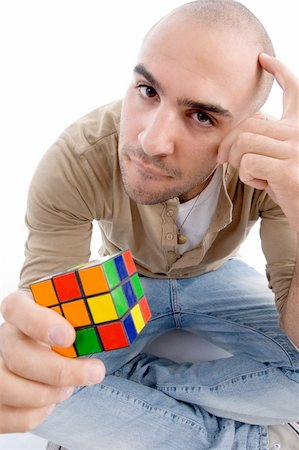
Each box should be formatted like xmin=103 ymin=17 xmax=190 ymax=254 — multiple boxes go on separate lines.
xmin=138 ymin=106 xmax=176 ymax=157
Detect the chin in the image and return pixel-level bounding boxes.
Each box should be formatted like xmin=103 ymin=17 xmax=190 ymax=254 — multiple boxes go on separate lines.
xmin=122 ymin=177 xmax=175 ymax=204
xmin=124 ymin=186 xmax=165 ymax=205
xmin=120 ymin=161 xmax=184 ymax=204
xmin=121 ymin=171 xmax=166 ymax=205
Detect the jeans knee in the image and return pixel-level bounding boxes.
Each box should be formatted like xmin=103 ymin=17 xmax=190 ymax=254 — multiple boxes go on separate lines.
xmin=282 ymin=373 xmax=299 ymax=420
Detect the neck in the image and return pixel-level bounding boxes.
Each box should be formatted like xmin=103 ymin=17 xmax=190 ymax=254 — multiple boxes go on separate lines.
xmin=178 ymin=170 xmax=216 ymax=203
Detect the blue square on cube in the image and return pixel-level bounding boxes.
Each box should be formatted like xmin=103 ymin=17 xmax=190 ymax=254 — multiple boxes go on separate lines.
xmin=123 ymin=314 xmax=137 ymax=343
xmin=114 ymin=255 xmax=129 ymax=281
xmin=123 ymin=280 xmax=137 ymax=307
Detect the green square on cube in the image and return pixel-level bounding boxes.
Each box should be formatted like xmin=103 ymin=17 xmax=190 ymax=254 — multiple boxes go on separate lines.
xmin=75 ymin=328 xmax=102 ymax=356
xmin=131 ymin=273 xmax=144 ymax=299
xmin=103 ymin=259 xmax=120 ymax=288
xmin=112 ymin=285 xmax=129 ymax=317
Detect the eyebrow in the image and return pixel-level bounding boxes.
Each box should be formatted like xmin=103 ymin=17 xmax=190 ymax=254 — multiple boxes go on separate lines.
xmin=178 ymin=98 xmax=232 ymax=118
xmin=134 ymin=64 xmax=164 ymax=93
xmin=133 ymin=63 xmax=233 ymax=119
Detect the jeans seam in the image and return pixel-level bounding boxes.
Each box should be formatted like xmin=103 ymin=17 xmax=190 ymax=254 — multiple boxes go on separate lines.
xmin=156 ymin=366 xmax=278 ymax=391
xmin=259 ymin=426 xmax=269 ymax=450
xmin=98 ymin=382 xmax=214 ymax=437
xmin=170 ymin=279 xmax=182 ymax=328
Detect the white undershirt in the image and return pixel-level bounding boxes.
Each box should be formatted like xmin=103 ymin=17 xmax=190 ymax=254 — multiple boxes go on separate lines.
xmin=176 ymin=167 xmax=223 ymax=255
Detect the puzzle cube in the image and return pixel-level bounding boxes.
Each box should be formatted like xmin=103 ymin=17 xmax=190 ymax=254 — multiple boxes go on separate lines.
xmin=30 ymin=250 xmax=152 ymax=357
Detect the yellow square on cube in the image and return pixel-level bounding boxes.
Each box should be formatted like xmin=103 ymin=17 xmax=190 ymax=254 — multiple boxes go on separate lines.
xmin=131 ymin=304 xmax=145 ymax=333
xmin=87 ymin=294 xmax=118 ymax=323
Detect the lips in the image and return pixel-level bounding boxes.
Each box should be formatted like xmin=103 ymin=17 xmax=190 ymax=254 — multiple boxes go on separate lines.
xmin=129 ymin=155 xmax=169 ymax=178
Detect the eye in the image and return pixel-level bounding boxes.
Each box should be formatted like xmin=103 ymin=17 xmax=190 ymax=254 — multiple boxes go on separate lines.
xmin=191 ymin=111 xmax=214 ymax=127
xmin=137 ymin=84 xmax=158 ymax=99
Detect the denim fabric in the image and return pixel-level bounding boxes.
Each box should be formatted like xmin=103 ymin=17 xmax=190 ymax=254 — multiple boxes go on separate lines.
xmin=34 ymin=259 xmax=299 ymax=450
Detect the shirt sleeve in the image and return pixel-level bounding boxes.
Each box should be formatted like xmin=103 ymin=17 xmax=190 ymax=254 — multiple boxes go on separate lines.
xmin=19 ymin=137 xmax=99 ymax=290
xmin=259 ymin=195 xmax=297 ymax=315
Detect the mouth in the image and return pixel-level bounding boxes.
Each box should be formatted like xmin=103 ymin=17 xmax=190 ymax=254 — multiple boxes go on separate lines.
xmin=128 ymin=155 xmax=171 ymax=179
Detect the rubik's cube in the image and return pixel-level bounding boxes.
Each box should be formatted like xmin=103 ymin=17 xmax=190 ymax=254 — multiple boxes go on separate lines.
xmin=30 ymin=250 xmax=151 ymax=358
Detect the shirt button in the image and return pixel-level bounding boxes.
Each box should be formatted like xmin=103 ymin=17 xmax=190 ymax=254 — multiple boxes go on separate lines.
xmin=166 ymin=209 xmax=174 ymax=217
xmin=271 ymin=444 xmax=281 ymax=450
xmin=166 ymin=233 xmax=174 ymax=240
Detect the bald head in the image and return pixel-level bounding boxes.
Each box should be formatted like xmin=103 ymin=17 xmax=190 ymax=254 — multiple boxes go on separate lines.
xmin=143 ymin=0 xmax=275 ymax=113
xmin=172 ymin=1 xmax=272 ymax=38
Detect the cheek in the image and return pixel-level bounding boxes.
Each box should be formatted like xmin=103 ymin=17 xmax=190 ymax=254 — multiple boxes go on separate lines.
xmin=120 ymin=99 xmax=143 ymax=145
xmin=180 ymin=139 xmax=220 ymax=170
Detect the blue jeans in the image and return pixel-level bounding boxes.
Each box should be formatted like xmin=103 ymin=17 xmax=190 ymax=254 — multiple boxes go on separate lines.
xmin=33 ymin=259 xmax=299 ymax=450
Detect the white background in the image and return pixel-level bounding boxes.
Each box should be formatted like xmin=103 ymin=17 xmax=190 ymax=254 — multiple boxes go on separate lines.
xmin=0 ymin=1 xmax=298 ymax=448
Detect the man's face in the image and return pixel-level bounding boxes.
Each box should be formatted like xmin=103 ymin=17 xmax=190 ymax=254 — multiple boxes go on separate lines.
xmin=118 ymin=18 xmax=261 ymax=204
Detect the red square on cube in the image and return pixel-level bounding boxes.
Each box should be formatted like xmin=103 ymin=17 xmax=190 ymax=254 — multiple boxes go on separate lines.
xmin=139 ymin=296 xmax=152 ymax=323
xmin=122 ymin=250 xmax=137 ymax=275
xmin=97 ymin=322 xmax=129 ymax=351
xmin=53 ymin=272 xmax=82 ymax=302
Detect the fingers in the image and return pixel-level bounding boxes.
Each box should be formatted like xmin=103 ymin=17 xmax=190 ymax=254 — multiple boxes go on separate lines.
xmin=237 ymin=152 xmax=299 ymax=230
xmin=220 ymin=132 xmax=292 ymax=168
xmin=0 ymin=403 xmax=56 ymax=433
xmin=0 ymin=291 xmax=106 ymax=434
xmin=1 ymin=290 xmax=75 ymax=347
xmin=238 ymin=153 xmax=282 ymax=187
xmin=259 ymin=53 xmax=299 ymax=124
xmin=238 ymin=152 xmax=298 ymax=192
xmin=218 ymin=55 xmax=299 ymax=165
xmin=0 ymin=323 xmax=105 ymax=386
xmin=259 ymin=53 xmax=297 ymax=92
xmin=217 ymin=117 xmax=298 ymax=165
xmin=0 ymin=358 xmax=74 ymax=408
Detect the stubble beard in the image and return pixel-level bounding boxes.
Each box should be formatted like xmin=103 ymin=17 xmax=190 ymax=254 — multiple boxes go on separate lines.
xmin=119 ymin=144 xmax=216 ymax=205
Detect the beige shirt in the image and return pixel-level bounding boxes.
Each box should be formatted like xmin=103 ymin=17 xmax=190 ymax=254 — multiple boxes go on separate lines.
xmin=19 ymin=100 xmax=297 ymax=315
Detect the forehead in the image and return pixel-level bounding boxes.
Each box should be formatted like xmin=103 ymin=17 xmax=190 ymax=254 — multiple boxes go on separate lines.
xmin=138 ymin=18 xmax=260 ymax=116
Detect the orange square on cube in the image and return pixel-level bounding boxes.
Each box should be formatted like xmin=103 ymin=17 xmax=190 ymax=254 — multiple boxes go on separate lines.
xmin=31 ymin=279 xmax=58 ymax=307
xmin=79 ymin=265 xmax=109 ymax=296
xmin=61 ymin=300 xmax=91 ymax=327
xmin=52 ymin=345 xmax=77 ymax=358
xmin=50 ymin=305 xmax=62 ymax=315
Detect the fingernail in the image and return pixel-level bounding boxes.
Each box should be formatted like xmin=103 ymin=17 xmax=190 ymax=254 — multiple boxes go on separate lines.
xmin=49 ymin=324 xmax=70 ymax=347
xmin=86 ymin=363 xmax=104 ymax=384
xmin=260 ymin=52 xmax=273 ymax=62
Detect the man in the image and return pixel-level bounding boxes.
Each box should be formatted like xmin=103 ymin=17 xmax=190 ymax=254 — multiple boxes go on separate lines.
xmin=0 ymin=0 xmax=298 ymax=448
